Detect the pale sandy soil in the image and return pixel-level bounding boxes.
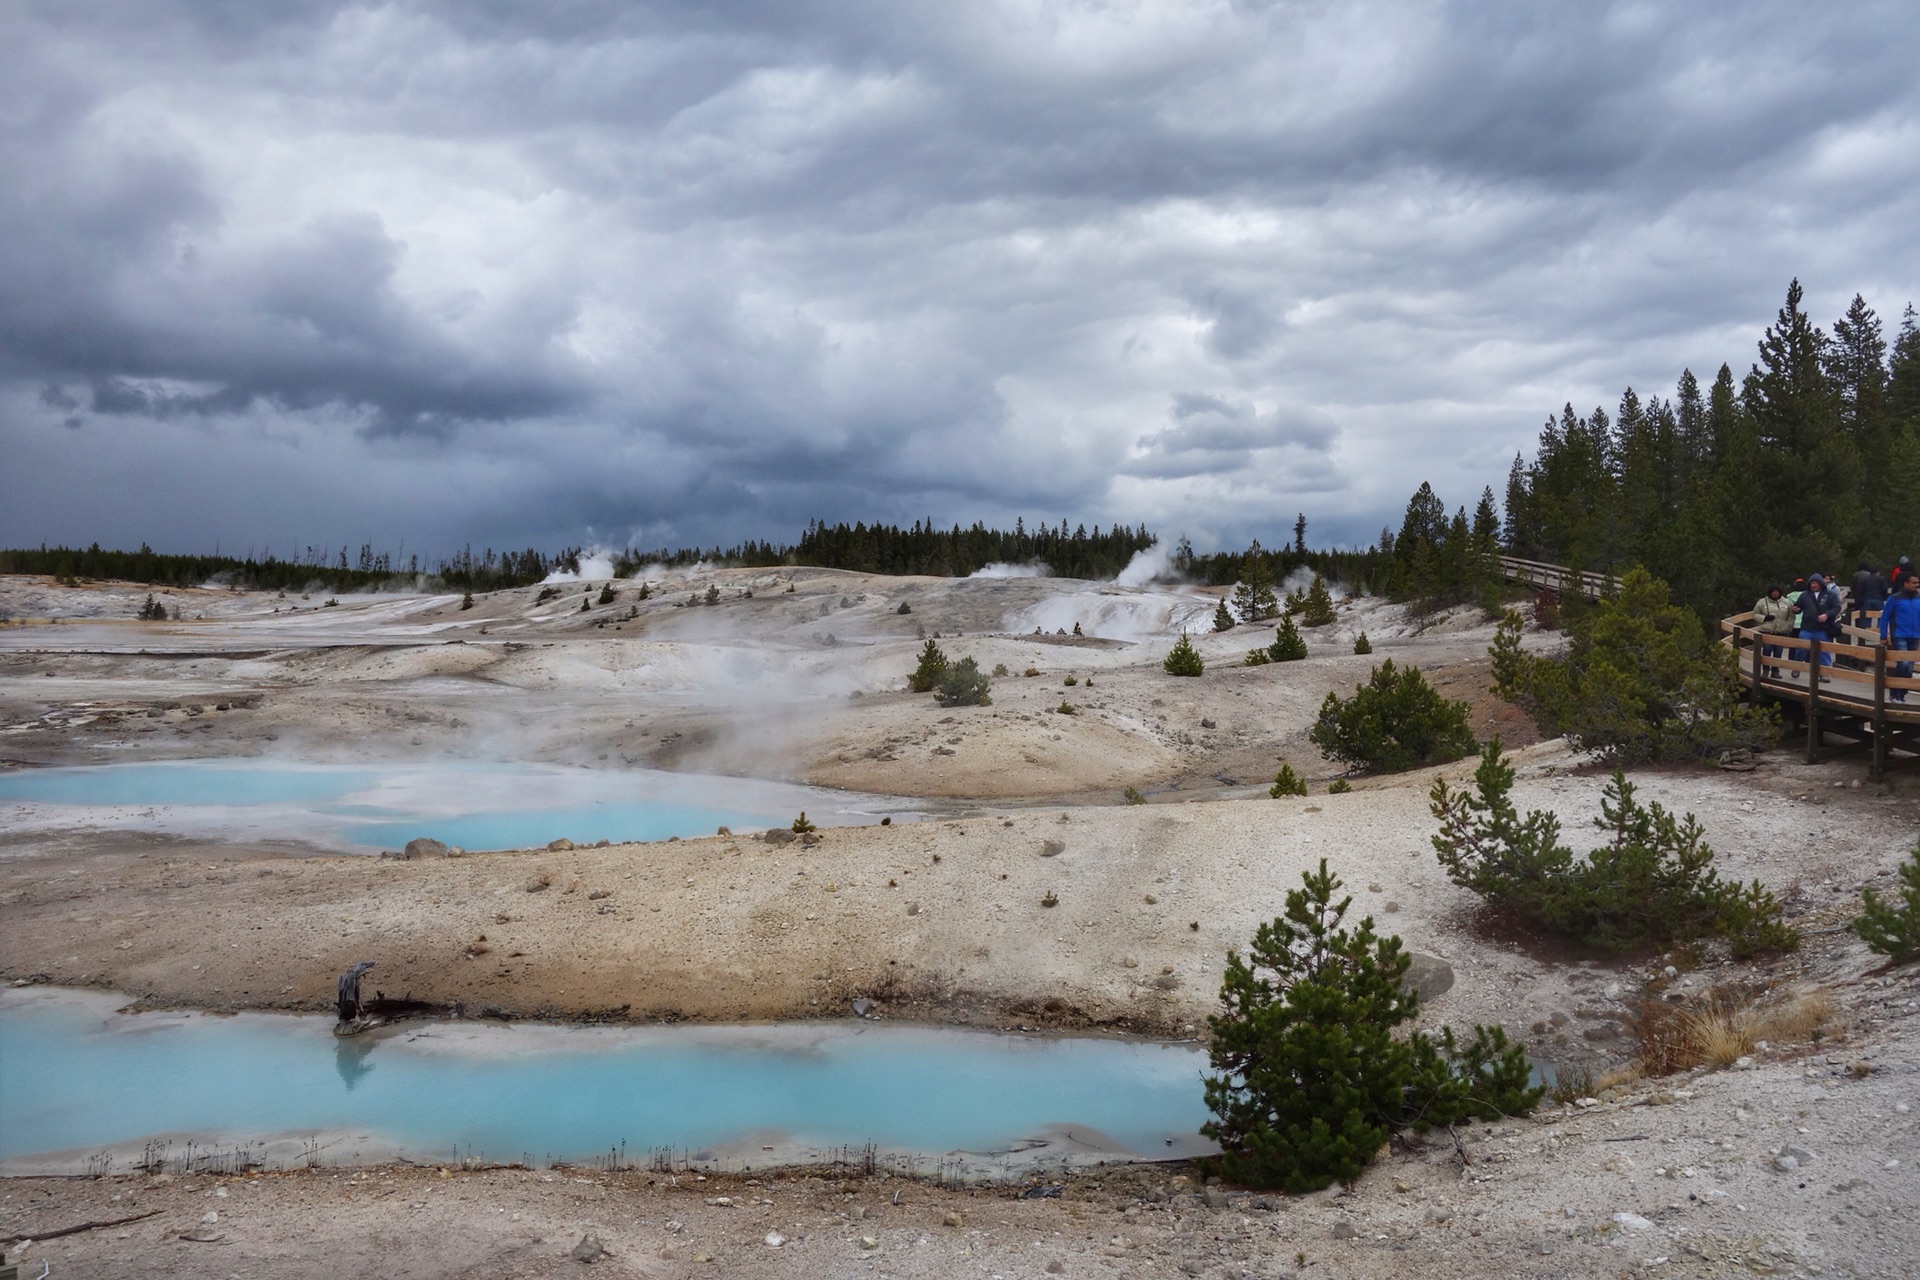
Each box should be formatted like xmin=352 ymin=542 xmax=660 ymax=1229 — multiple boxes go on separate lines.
xmin=4 ymin=570 xmax=1920 ymax=1278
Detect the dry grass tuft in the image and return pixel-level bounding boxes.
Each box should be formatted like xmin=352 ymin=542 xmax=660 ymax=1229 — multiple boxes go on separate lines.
xmin=1629 ymin=985 xmax=1838 ymax=1076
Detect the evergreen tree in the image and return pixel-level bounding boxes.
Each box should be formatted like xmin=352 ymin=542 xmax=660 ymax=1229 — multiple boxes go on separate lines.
xmin=1293 ymin=513 xmax=1308 ymax=555
xmin=1231 ymin=540 xmax=1279 ymax=622
xmin=1299 ymin=573 xmax=1337 ymax=627
xmin=908 ymin=639 xmax=950 ymax=692
xmin=1212 ymin=599 xmax=1236 ymax=631
xmin=1269 ymin=616 xmax=1308 ymax=661
xmin=1163 ymin=632 xmax=1205 ymax=676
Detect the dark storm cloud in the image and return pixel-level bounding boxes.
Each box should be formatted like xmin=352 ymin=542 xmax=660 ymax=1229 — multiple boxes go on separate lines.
xmin=2 ymin=0 xmax=1917 ymax=558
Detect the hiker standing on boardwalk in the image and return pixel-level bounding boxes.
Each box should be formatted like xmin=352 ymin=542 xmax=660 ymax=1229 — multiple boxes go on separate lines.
xmin=1881 ymin=573 xmax=1920 ymax=703
xmin=1852 ymin=562 xmax=1887 ymax=630
xmin=1795 ymin=574 xmax=1842 ymax=672
xmin=1752 ymin=585 xmax=1796 ymax=678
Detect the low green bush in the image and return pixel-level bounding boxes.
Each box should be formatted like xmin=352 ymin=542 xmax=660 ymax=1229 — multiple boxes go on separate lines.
xmin=1213 ymin=600 xmax=1236 ymax=631
xmin=1269 ymin=764 xmax=1308 ymax=797
xmin=908 ymin=639 xmax=949 ymax=692
xmin=597 ymin=583 xmax=616 ymax=604
xmin=1163 ymin=633 xmax=1205 ymax=676
xmin=1354 ymin=632 xmax=1371 ymax=655
xmin=1327 ymin=779 xmax=1353 ymax=794
xmin=1123 ymin=786 xmax=1147 ymax=805
xmin=1309 ymin=660 xmax=1478 ymax=774
xmin=1202 ymin=861 xmax=1542 ymax=1193
xmin=935 ymin=656 xmax=992 ymax=706
xmin=1430 ymin=742 xmax=1798 ymax=958
xmin=897 ymin=601 xmax=912 ymax=614
xmin=1853 ymin=840 xmax=1920 ymax=963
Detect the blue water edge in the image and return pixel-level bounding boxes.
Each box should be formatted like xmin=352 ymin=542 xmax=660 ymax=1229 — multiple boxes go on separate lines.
xmin=0 ymin=760 xmax=898 ymax=851
xmin=0 ymin=991 xmax=1211 ymax=1172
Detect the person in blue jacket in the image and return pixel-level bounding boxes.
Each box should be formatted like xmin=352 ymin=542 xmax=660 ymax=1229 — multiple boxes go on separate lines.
xmin=1795 ymin=573 xmax=1842 ymax=672
xmin=1881 ymin=572 xmax=1920 ymax=702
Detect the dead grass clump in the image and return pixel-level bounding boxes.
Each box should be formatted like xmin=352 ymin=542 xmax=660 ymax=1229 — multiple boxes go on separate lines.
xmin=1629 ymin=985 xmax=1837 ymax=1076
xmin=1748 ymin=989 xmax=1837 ymax=1046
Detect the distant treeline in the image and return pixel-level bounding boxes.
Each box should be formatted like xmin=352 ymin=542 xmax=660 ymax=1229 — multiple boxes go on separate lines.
xmin=0 ymin=543 xmax=407 ymax=594
xmin=1502 ymin=280 xmax=1920 ymax=619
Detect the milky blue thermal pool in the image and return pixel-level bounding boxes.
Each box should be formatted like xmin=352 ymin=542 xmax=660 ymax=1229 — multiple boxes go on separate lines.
xmin=0 ymin=991 xmax=1212 ymax=1174
xmin=0 ymin=760 xmax=904 ymax=852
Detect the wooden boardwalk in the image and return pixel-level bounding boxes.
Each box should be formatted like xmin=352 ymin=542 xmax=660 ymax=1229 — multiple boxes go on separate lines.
xmin=1720 ymin=611 xmax=1920 ymax=777
xmin=1497 ymin=555 xmax=1616 ymax=600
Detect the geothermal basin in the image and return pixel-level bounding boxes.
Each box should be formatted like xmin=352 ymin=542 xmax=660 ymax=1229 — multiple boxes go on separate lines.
xmin=0 ymin=760 xmax=909 ymax=854
xmin=0 ymin=989 xmax=1213 ymax=1176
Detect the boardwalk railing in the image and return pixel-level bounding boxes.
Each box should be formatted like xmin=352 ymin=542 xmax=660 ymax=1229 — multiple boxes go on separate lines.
xmin=1496 ymin=556 xmax=1617 ymax=601
xmin=1720 ymin=610 xmax=1920 ymax=777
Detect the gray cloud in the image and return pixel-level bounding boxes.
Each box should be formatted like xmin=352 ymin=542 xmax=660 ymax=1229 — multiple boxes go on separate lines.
xmin=1 ymin=0 xmax=1917 ymax=559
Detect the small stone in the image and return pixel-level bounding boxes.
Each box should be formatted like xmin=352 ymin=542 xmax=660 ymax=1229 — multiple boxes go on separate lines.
xmin=1040 ymin=839 xmax=1066 ymax=857
xmin=403 ymin=837 xmax=450 ymax=859
xmin=1896 ymin=1103 xmax=1911 ymax=1115
xmin=944 ymin=1211 xmax=964 ymax=1228
xmin=858 ymin=1236 xmax=879 ymax=1250
xmin=1331 ymin=1221 xmax=1360 ymax=1239
xmin=547 ymin=837 xmax=575 ymax=852
xmin=571 ymin=1233 xmax=607 ymax=1263
xmin=1383 ymin=900 xmax=1400 ymax=912
xmin=1368 ymin=882 xmax=1383 ymax=893
xmin=1733 ymin=1056 xmax=1754 ymax=1070
xmin=1783 ymin=1145 xmax=1816 ymax=1165
xmin=1771 ymin=1154 xmax=1799 ymax=1173
xmin=1203 ymin=1188 xmax=1230 ymax=1209
xmin=1611 ymin=1212 xmax=1655 ymax=1231
xmin=1046 ymin=1262 xmax=1066 ymax=1275
xmin=201 ymin=1211 xmax=219 ymax=1224
xmin=765 ymin=1232 xmax=785 ymax=1248
xmin=852 ymin=998 xmax=872 ymax=1017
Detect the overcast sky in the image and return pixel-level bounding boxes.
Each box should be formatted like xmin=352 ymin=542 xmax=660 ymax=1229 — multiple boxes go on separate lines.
xmin=4 ymin=1 xmax=1918 ymax=564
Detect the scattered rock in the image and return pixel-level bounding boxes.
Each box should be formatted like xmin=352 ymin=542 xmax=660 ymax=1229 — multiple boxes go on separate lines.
xmin=1401 ymin=953 xmax=1455 ymax=1001
xmin=1040 ymin=839 xmax=1066 ymax=857
xmin=859 ymin=1236 xmax=879 ymax=1250
xmin=403 ymin=837 xmax=450 ymax=859
xmin=525 ymin=875 xmax=551 ymax=893
xmin=763 ymin=828 xmax=796 ymax=846
xmin=852 ymin=998 xmax=872 ymax=1017
xmin=1611 ymin=1212 xmax=1655 ymax=1231
xmin=1200 ymin=718 xmax=1216 ymax=729
xmin=944 ymin=1211 xmax=964 ymax=1227
xmin=765 ymin=1231 xmax=785 ymax=1248
xmin=1331 ymin=1221 xmax=1360 ymax=1239
xmin=571 ymin=1233 xmax=607 ymax=1263
xmin=546 ymin=838 xmax=575 ymax=852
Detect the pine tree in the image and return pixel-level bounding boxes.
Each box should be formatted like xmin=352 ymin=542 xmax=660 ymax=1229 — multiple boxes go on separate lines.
xmin=1163 ymin=632 xmax=1205 ymax=676
xmin=1270 ymin=616 xmax=1308 ymax=661
xmin=1269 ymin=764 xmax=1308 ymax=797
xmin=1231 ymin=540 xmax=1279 ymax=622
xmin=908 ymin=639 xmax=949 ymax=692
xmin=1299 ymin=573 xmax=1337 ymax=627
xmin=1212 ymin=599 xmax=1235 ymax=631
xmin=1354 ymin=632 xmax=1372 ymax=655
xmin=1293 ymin=513 xmax=1308 ymax=555
xmin=1851 ymin=839 xmax=1920 ymax=963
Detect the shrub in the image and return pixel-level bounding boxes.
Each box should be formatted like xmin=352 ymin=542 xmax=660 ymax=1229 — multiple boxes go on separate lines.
xmin=1309 ymin=660 xmax=1478 ymax=774
xmin=597 ymin=583 xmax=616 ymax=604
xmin=935 ymin=656 xmax=992 ymax=707
xmin=791 ymin=811 xmax=816 ymax=834
xmin=1163 ymin=633 xmax=1205 ymax=676
xmin=1270 ymin=616 xmax=1308 ymax=662
xmin=1269 ymin=764 xmax=1308 ymax=797
xmin=908 ymin=639 xmax=950 ymax=692
xmin=1430 ymin=742 xmax=1799 ymax=956
xmin=1490 ymin=569 xmax=1778 ymax=764
xmin=1123 ymin=786 xmax=1147 ymax=805
xmin=1202 ymin=861 xmax=1542 ymax=1192
xmin=1057 ymin=701 xmax=1077 ymax=715
xmin=1353 ymin=632 xmax=1371 ymax=655
xmin=136 ymin=594 xmax=168 ymax=621
xmin=460 ymin=592 xmax=476 ymax=611
xmin=897 ymin=601 xmax=912 ymax=614
xmin=1024 ymin=667 xmax=1039 ymax=677
xmin=704 ymin=584 xmax=721 ymax=605
xmin=1244 ymin=647 xmax=1271 ymax=667
xmin=1853 ymin=839 xmax=1920 ymax=963
xmin=1327 ymin=779 xmax=1353 ymax=794
xmin=637 ymin=583 xmax=652 ymax=600
xmin=1213 ymin=600 xmax=1236 ymax=631
xmin=1063 ymin=675 xmax=1077 ymax=686
xmin=1072 ymin=622 xmax=1083 ymax=636
xmin=992 ymin=663 xmax=1009 ymax=677
xmin=1299 ymin=574 xmax=1337 ymax=627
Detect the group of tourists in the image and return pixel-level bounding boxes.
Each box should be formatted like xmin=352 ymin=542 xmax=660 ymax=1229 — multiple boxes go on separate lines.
xmin=1752 ymin=558 xmax=1920 ymax=700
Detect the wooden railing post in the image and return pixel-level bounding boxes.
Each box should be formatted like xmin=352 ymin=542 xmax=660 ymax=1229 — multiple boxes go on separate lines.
xmin=1748 ymin=626 xmax=1762 ymax=688
xmin=1873 ymin=640 xmax=1888 ymax=781
xmin=1807 ymin=636 xmax=1823 ymax=763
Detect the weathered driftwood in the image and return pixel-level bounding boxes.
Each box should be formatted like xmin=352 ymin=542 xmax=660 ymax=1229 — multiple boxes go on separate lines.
xmin=1 ymin=1207 xmax=161 ymax=1246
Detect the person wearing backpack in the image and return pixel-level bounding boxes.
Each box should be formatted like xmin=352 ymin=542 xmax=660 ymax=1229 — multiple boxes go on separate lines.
xmin=1880 ymin=573 xmax=1920 ymax=703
